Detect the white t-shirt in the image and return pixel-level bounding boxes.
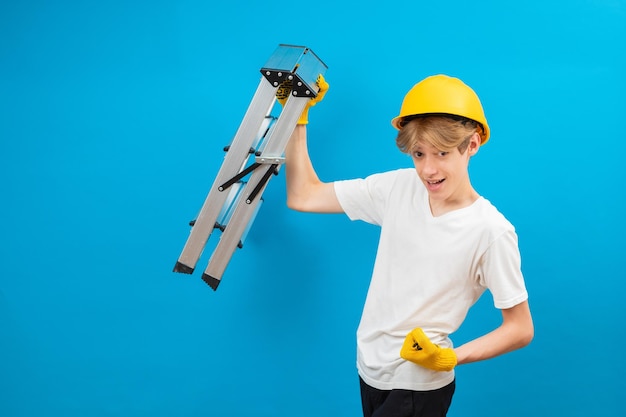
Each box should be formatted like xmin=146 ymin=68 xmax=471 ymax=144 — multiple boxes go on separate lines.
xmin=334 ymin=168 xmax=528 ymax=391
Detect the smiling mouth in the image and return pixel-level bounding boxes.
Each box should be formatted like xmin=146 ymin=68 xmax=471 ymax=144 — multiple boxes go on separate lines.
xmin=427 ymin=179 xmax=445 ymax=185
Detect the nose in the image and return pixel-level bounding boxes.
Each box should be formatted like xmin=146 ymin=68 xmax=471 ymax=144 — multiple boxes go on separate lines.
xmin=421 ymin=155 xmax=438 ymax=176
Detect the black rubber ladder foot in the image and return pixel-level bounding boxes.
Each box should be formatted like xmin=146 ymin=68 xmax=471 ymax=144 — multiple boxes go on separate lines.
xmin=202 ymin=273 xmax=221 ymax=291
xmin=173 ymin=262 xmax=194 ymax=274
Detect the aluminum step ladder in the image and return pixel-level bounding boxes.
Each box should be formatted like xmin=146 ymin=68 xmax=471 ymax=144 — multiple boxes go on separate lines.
xmin=173 ymin=44 xmax=328 ymax=290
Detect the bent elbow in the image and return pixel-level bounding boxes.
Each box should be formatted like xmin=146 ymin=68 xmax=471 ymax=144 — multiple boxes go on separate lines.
xmin=516 ymin=323 xmax=535 ymax=349
xmin=285 ymin=182 xmax=341 ymax=213
xmin=286 ymin=195 xmax=308 ymax=212
xmin=522 ymin=326 xmax=535 ymax=347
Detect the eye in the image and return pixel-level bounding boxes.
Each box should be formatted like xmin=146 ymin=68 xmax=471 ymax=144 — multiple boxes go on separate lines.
xmin=438 ymin=151 xmax=449 ymax=157
xmin=412 ymin=151 xmax=423 ymax=158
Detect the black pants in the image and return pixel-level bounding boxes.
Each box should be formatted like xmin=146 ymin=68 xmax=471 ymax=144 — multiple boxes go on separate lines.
xmin=359 ymin=377 xmax=456 ymax=417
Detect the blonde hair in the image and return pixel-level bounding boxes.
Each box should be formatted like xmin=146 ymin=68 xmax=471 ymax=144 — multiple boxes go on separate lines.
xmin=395 ymin=115 xmax=481 ymax=154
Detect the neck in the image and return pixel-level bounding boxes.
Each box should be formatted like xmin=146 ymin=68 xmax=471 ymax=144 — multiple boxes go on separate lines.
xmin=428 ymin=185 xmax=479 ymax=217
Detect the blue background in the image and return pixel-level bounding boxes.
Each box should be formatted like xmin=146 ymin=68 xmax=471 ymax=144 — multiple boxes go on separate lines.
xmin=1 ymin=1 xmax=625 ymax=416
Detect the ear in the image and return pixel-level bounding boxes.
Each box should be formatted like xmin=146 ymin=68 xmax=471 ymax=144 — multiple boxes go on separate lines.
xmin=467 ymin=132 xmax=481 ymax=157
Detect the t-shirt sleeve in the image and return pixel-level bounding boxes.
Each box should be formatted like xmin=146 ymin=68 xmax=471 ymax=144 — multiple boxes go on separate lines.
xmin=334 ymin=171 xmax=401 ymax=226
xmin=479 ymin=229 xmax=529 ymax=309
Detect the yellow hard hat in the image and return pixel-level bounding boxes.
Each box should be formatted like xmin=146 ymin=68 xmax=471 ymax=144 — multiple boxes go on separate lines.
xmin=391 ymin=74 xmax=490 ymax=144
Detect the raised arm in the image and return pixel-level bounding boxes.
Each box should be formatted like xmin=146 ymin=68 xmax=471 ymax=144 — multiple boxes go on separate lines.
xmin=281 ymin=75 xmax=343 ymax=214
xmin=285 ymin=125 xmax=343 ymax=213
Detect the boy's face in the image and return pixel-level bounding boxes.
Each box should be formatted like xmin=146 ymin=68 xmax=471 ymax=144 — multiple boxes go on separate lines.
xmin=410 ymin=133 xmax=480 ymax=209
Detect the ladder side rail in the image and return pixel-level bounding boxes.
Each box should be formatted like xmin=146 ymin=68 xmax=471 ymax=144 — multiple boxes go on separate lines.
xmin=256 ymin=94 xmax=311 ymax=160
xmin=173 ymin=78 xmax=276 ymax=273
xmin=201 ymin=165 xmax=273 ymax=290
xmin=201 ymin=97 xmax=309 ymax=289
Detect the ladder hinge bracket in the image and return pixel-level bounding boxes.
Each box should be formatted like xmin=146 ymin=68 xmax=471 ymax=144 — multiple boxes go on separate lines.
xmin=254 ymin=156 xmax=285 ymax=165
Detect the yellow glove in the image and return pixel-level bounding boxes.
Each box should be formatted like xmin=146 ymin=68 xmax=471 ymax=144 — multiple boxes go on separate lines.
xmin=276 ymin=74 xmax=329 ymax=125
xmin=400 ymin=328 xmax=457 ymax=372
xmin=276 ymin=79 xmax=293 ymax=106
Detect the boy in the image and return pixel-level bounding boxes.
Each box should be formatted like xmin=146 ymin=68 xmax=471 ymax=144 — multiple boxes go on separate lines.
xmin=283 ymin=74 xmax=533 ymax=417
